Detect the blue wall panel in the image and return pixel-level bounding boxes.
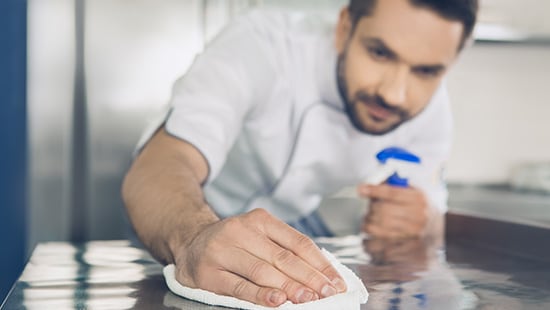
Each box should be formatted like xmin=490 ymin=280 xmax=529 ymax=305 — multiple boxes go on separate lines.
xmin=0 ymin=0 xmax=28 ymax=303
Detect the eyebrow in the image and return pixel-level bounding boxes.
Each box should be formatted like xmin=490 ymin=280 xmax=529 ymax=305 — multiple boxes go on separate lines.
xmin=360 ymin=37 xmax=447 ymax=73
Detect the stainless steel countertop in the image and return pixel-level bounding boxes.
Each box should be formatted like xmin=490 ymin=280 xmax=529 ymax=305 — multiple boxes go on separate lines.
xmin=3 ymin=235 xmax=550 ymax=310
xmin=448 ymin=184 xmax=550 ymax=228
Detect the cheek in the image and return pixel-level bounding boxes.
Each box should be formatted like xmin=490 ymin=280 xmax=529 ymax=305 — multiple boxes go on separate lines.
xmin=343 ymin=43 xmax=382 ymax=95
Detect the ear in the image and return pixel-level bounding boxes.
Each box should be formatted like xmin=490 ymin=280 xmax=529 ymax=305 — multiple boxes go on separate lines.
xmin=335 ymin=6 xmax=352 ymax=54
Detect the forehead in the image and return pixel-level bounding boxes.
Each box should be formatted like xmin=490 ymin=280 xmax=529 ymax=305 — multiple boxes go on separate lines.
xmin=353 ymin=0 xmax=464 ymax=65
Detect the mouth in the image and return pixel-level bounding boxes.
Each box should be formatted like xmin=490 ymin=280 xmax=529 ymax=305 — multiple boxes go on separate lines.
xmin=361 ymin=101 xmax=395 ymax=122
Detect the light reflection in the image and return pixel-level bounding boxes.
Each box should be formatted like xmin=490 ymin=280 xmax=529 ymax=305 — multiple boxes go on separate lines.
xmin=362 ymin=238 xmax=465 ymax=310
xmin=164 ymin=291 xmax=227 ymax=310
xmin=83 ymin=241 xmax=149 ymax=265
xmin=316 ymin=236 xmax=467 ymax=310
xmin=87 ymin=266 xmax=148 ymax=284
xmin=15 ymin=238 xmax=550 ymax=309
xmin=21 ymin=241 xmax=150 ymax=310
xmin=81 ymin=296 xmax=137 ymax=310
xmin=85 ymin=286 xmax=137 ymax=297
xmin=22 ymin=299 xmax=80 ymax=309
xmin=23 ymin=296 xmax=137 ymax=310
xmin=315 ymin=234 xmax=369 ymax=264
xmin=20 ymin=264 xmax=80 ymax=283
xmin=26 ymin=243 xmax=78 ymax=265
xmin=22 ymin=286 xmax=137 ymax=301
xmin=22 ymin=287 xmax=75 ymax=300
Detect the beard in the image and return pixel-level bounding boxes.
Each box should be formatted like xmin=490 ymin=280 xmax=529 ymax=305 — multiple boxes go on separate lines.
xmin=336 ymin=53 xmax=410 ymax=135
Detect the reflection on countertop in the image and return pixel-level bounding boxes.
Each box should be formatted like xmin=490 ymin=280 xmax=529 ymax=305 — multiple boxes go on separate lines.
xmin=3 ymin=237 xmax=550 ymax=310
xmin=319 ymin=235 xmax=550 ymax=310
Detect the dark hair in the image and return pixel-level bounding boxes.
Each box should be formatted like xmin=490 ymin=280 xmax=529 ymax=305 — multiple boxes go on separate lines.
xmin=348 ymin=0 xmax=479 ymax=50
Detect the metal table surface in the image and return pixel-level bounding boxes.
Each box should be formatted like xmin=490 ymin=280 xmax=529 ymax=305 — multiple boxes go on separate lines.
xmin=3 ymin=225 xmax=550 ymax=310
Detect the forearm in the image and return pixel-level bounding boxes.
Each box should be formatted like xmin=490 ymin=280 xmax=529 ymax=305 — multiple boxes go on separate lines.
xmin=122 ymin=129 xmax=219 ymax=265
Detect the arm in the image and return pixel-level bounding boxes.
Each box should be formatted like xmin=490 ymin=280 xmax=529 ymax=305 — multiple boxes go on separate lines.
xmin=122 ymin=128 xmax=347 ymax=307
xmin=122 ymin=127 xmax=216 ymax=265
xmin=359 ymin=85 xmax=451 ymax=241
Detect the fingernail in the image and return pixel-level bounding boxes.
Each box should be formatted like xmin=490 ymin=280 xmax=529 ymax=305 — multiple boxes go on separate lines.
xmin=358 ymin=186 xmax=369 ymax=195
xmin=321 ymin=284 xmax=337 ymax=297
xmin=332 ymin=278 xmax=347 ymax=293
xmin=296 ymin=289 xmax=315 ymax=303
xmin=269 ymin=290 xmax=286 ymax=305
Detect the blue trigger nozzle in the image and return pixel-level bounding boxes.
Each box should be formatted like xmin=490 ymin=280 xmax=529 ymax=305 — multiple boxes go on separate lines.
xmin=376 ymin=147 xmax=421 ymax=188
xmin=376 ymin=147 xmax=421 ymax=164
xmin=387 ymin=172 xmax=409 ymax=187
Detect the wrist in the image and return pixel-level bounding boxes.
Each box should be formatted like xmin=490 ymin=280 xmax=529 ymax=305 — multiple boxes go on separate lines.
xmin=167 ymin=208 xmax=219 ymax=264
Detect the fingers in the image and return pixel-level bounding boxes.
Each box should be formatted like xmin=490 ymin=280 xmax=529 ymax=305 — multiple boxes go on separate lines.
xmin=369 ymin=200 xmax=427 ymax=226
xmin=358 ymin=184 xmax=430 ymax=239
xmin=179 ymin=244 xmax=290 ymax=307
xmin=363 ymin=202 xmax=426 ymax=239
xmin=215 ymin=270 xmax=288 ymax=307
xmin=224 ymin=244 xmax=320 ymax=304
xmin=174 ymin=208 xmax=347 ymax=308
xmin=358 ymin=184 xmax=424 ymax=204
xmin=270 ymin=247 xmax=338 ymax=298
xmin=255 ymin=210 xmax=347 ymax=294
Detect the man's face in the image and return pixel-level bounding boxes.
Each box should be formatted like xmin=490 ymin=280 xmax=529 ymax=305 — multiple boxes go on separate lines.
xmin=335 ymin=0 xmax=464 ymax=135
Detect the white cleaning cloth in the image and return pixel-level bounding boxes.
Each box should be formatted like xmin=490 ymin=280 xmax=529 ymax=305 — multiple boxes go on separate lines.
xmin=164 ymin=249 xmax=368 ymax=309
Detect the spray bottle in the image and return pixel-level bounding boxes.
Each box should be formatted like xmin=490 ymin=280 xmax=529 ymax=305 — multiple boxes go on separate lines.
xmin=331 ymin=147 xmax=421 ymax=198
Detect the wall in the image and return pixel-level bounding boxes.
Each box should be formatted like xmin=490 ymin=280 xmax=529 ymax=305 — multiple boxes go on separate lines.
xmin=447 ymin=43 xmax=550 ymax=183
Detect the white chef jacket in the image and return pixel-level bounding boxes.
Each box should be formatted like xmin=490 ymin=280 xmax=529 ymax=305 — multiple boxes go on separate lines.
xmin=140 ymin=9 xmax=452 ymax=225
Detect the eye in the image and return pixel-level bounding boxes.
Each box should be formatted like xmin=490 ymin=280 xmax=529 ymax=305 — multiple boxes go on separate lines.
xmin=368 ymin=46 xmax=391 ymax=61
xmin=413 ymin=67 xmax=441 ymax=79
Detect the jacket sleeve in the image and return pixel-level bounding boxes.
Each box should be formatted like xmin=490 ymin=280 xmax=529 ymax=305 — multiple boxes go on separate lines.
xmin=142 ymin=12 xmax=279 ymax=183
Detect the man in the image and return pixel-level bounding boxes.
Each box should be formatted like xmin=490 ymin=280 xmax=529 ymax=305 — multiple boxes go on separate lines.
xmin=122 ymin=0 xmax=478 ymax=307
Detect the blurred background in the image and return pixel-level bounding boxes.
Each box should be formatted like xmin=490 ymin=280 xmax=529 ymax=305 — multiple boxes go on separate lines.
xmin=2 ymin=0 xmax=550 ymax=303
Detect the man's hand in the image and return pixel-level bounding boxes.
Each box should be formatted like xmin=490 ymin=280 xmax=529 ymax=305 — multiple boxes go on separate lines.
xmin=358 ymin=184 xmax=441 ymax=239
xmin=123 ymin=128 xmax=346 ymax=307
xmin=172 ymin=208 xmax=347 ymax=307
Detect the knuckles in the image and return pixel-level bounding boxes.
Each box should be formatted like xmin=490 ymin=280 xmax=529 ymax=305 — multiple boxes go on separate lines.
xmin=246 ymin=208 xmax=271 ymax=221
xmin=222 ymin=216 xmax=245 ymax=233
xmin=248 ymin=259 xmax=269 ymax=280
xmin=247 ymin=208 xmax=275 ymax=228
xmin=232 ymin=278 xmax=249 ymax=299
xmin=274 ymin=249 xmax=295 ymax=266
xmin=295 ymin=233 xmax=317 ymax=252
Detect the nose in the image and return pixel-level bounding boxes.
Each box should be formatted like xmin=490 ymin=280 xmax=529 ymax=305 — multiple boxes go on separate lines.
xmin=377 ymin=65 xmax=408 ymax=107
